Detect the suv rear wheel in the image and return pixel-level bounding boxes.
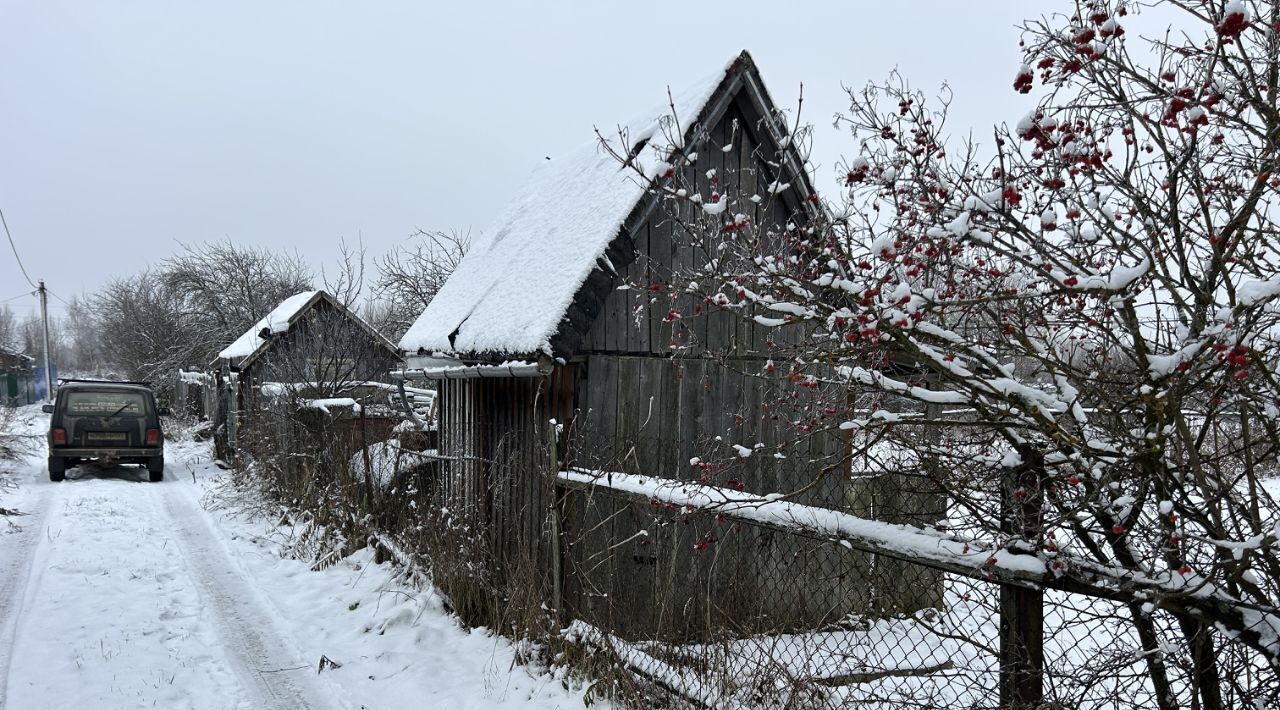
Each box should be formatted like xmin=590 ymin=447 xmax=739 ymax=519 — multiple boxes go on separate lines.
xmin=48 ymin=457 xmax=66 ymax=482
xmin=148 ymin=457 xmax=164 ymax=482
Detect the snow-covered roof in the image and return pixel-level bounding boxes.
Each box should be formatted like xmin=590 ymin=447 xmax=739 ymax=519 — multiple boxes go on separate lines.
xmin=217 ymin=291 xmax=322 ymax=361
xmin=216 ymin=290 xmax=401 ymax=369
xmin=399 ymin=51 xmax=776 ymax=358
xmin=0 ymin=346 xmax=34 ymax=363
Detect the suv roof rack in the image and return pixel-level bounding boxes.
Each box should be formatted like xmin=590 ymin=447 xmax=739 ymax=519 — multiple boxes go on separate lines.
xmin=58 ymin=378 xmax=153 ymax=387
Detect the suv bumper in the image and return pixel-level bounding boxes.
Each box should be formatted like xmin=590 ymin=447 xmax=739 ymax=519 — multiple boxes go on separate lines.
xmin=52 ymin=447 xmax=164 ymax=459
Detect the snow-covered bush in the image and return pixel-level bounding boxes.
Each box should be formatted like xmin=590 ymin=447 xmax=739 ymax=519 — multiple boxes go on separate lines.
xmin=0 ymin=406 xmax=35 ymax=499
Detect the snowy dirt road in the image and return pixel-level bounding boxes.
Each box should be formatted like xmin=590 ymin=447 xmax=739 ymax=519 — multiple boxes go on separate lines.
xmin=0 ymin=428 xmax=333 ymax=709
xmin=0 ymin=409 xmax=592 ymax=710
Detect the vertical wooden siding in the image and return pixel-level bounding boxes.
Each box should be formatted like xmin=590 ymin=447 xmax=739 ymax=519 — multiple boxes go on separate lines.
xmin=581 ymin=97 xmax=790 ymax=358
xmin=565 ymin=353 xmax=871 ymax=639
xmin=434 ymin=368 xmax=579 ymax=625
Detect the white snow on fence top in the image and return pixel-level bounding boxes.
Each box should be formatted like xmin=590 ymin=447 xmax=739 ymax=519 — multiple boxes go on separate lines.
xmin=178 ymin=370 xmax=211 ymax=384
xmin=302 ymin=397 xmax=361 ymax=414
xmin=398 ymin=54 xmax=746 ymax=357
xmin=217 ymin=291 xmax=320 ymax=361
xmin=558 ymin=469 xmax=1049 ymax=578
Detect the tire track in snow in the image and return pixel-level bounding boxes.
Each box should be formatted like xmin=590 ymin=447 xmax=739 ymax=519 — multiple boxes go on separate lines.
xmin=154 ymin=477 xmax=335 ymax=710
xmin=0 ymin=468 xmax=54 ymax=709
xmin=5 ymin=465 xmax=259 ymax=708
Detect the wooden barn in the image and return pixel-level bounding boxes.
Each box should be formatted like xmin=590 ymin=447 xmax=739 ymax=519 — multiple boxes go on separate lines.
xmin=396 ymin=51 xmax=940 ymax=637
xmin=212 ymin=289 xmax=403 ymax=462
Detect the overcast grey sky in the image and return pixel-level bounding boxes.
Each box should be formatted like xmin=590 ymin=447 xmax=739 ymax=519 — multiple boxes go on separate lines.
xmin=1 ymin=1 xmax=1055 ymax=319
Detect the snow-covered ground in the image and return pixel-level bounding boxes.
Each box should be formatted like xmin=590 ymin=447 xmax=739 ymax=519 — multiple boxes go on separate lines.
xmin=0 ymin=406 xmax=595 ymax=710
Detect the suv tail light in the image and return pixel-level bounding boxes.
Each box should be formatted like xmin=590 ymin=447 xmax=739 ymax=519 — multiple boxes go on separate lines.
xmin=51 ymin=428 xmax=67 ymax=445
xmin=145 ymin=429 xmax=161 ymax=446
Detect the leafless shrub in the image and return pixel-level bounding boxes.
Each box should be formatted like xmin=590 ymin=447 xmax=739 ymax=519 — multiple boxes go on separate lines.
xmin=373 ymin=229 xmax=470 ymax=340
xmin=85 ymin=242 xmax=315 ymax=395
xmin=0 ymin=406 xmax=37 ymax=499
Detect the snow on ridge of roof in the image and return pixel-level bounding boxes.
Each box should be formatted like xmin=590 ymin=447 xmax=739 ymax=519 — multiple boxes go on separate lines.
xmin=398 ymin=52 xmax=750 ymax=358
xmin=0 ymin=346 xmax=33 ymax=361
xmin=217 ymin=290 xmax=321 ymax=361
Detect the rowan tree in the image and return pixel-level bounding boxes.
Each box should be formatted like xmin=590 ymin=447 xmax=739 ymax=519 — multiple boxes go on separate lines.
xmin=615 ymin=1 xmax=1280 ymax=706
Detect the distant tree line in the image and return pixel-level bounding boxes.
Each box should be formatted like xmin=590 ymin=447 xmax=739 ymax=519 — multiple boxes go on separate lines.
xmin=0 ymin=232 xmax=467 ymax=390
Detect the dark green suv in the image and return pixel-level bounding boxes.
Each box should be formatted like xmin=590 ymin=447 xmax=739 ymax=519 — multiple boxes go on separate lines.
xmin=42 ymin=380 xmax=170 ymax=482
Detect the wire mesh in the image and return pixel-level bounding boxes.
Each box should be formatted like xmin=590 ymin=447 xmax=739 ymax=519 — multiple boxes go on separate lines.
xmin=379 ymin=422 xmax=1280 ymax=708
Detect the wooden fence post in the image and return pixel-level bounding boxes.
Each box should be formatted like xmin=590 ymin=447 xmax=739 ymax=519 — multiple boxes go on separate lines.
xmin=999 ymin=443 xmax=1045 ymax=709
xmin=548 ymin=420 xmax=564 ymax=626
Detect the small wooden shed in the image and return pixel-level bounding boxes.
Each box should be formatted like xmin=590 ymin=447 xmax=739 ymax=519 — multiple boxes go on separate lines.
xmin=397 ymin=51 xmax=937 ymax=636
xmin=0 ymin=348 xmax=36 ymax=407
xmin=212 ymin=290 xmax=402 ymax=461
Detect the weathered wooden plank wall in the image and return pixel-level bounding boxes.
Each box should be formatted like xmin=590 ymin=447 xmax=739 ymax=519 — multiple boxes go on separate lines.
xmin=563 ymin=352 xmax=881 ymax=638
xmin=253 ymin=304 xmax=401 ymax=387
xmin=581 ymin=98 xmax=788 ymax=359
xmin=432 ymin=367 xmax=587 ymax=627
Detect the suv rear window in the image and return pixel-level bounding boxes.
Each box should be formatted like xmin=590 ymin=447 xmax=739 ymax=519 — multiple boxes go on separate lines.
xmin=63 ymin=391 xmax=148 ymax=416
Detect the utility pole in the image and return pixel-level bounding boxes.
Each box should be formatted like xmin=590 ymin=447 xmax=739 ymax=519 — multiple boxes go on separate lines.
xmin=38 ymin=280 xmax=52 ymax=401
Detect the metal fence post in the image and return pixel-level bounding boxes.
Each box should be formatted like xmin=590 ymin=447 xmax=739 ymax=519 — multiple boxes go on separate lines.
xmin=999 ymin=443 xmax=1045 ymax=708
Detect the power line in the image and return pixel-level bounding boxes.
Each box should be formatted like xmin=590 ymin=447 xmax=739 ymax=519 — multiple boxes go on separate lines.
xmin=0 ymin=207 xmax=37 ymax=289
xmin=45 ymin=287 xmax=74 ymax=308
xmin=2 ymin=302 xmax=70 ymax=313
xmin=0 ymin=291 xmax=33 ymax=304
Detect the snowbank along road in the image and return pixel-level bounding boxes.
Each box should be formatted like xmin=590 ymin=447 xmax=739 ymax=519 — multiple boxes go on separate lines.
xmin=0 ymin=407 xmax=592 ymax=710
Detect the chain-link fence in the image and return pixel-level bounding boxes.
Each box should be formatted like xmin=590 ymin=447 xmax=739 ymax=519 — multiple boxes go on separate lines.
xmin=390 ymin=420 xmax=1280 ymax=709
xmin=560 ymin=477 xmax=1258 ymax=708
xmin=212 ymin=354 xmax=1280 ymax=709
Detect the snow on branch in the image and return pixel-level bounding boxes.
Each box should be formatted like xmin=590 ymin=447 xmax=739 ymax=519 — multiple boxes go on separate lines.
xmin=1238 ymin=276 xmax=1280 ymax=307
xmin=840 ymin=365 xmax=968 ymax=405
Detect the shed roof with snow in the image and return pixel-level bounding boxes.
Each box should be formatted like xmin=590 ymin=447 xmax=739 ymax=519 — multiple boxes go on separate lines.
xmin=398 ymin=50 xmax=815 ymax=361
xmin=0 ymin=346 xmax=34 ymax=370
xmin=216 ymin=290 xmax=398 ymax=368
